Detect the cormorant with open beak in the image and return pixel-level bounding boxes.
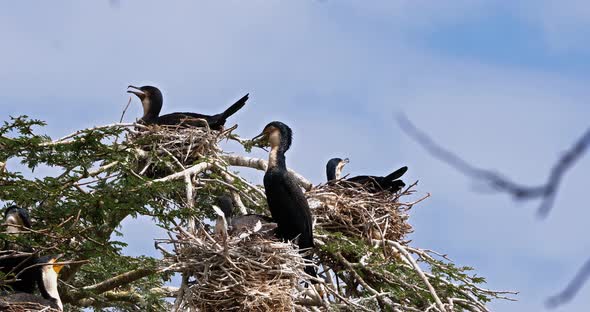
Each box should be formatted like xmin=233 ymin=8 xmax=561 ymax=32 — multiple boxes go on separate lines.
xmin=252 ymin=122 xmax=316 ymax=278
xmin=127 ymin=85 xmax=248 ymax=130
xmin=214 ymin=195 xmax=274 ymax=235
xmin=326 ymin=158 xmax=408 ymax=193
xmin=0 ymin=255 xmax=64 ymax=311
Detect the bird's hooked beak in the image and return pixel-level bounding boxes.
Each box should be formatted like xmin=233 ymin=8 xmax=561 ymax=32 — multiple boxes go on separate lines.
xmin=127 ymin=85 xmax=146 ymax=100
xmin=251 ymin=132 xmax=266 ymax=142
xmin=250 ymin=131 xmax=269 ymax=151
xmin=342 ymin=158 xmax=350 ymax=165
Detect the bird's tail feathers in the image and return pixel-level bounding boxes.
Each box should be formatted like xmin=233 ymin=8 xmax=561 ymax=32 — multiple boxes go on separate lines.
xmin=384 ymin=166 xmax=408 ymax=181
xmin=220 ymin=93 xmax=249 ymax=119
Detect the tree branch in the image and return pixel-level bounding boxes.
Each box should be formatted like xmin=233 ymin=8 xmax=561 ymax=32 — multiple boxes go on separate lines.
xmin=546 ymin=256 xmax=590 ymax=309
xmin=398 ymin=114 xmax=590 ymax=218
xmin=221 ymin=154 xmax=313 ymax=190
xmin=66 ymin=267 xmax=160 ymax=302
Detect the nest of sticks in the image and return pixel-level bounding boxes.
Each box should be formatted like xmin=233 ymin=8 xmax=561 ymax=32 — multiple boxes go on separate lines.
xmin=308 ymin=180 xmax=413 ymax=243
xmin=164 ymin=226 xmax=309 ymax=312
xmin=128 ymin=124 xmax=232 ymax=177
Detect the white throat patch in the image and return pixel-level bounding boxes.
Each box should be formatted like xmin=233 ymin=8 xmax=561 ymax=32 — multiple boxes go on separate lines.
xmin=268 ymin=146 xmax=279 ymax=168
xmin=5 ymin=213 xmax=24 ymax=234
xmin=335 ymin=162 xmax=347 ymax=180
xmin=142 ymin=98 xmax=151 ymax=115
xmin=41 ymin=266 xmax=63 ymax=311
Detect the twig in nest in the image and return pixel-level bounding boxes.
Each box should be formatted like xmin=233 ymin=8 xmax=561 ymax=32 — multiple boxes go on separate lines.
xmin=119 ymin=96 xmax=133 ymax=123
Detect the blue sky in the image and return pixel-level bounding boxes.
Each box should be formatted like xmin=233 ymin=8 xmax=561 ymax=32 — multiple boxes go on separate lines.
xmin=2 ymin=1 xmax=590 ymax=311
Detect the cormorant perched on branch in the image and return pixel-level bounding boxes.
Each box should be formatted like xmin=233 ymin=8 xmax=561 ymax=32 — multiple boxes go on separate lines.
xmin=0 ymin=255 xmax=64 ymax=311
xmin=253 ymin=122 xmax=316 ymax=278
xmin=127 ymin=85 xmax=248 ymax=130
xmin=326 ymin=158 xmax=408 ymax=193
xmin=215 ymin=195 xmax=274 ymax=235
xmin=4 ymin=206 xmax=31 ymax=236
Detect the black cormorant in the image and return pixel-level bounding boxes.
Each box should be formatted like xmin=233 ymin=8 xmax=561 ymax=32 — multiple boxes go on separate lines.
xmin=215 ymin=195 xmax=274 ymax=235
xmin=0 ymin=255 xmax=64 ymax=311
xmin=253 ymin=121 xmax=316 ymax=277
xmin=127 ymin=85 xmax=248 ymax=130
xmin=326 ymin=158 xmax=408 ymax=193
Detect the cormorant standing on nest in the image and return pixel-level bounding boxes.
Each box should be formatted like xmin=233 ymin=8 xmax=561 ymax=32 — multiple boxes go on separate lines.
xmin=127 ymin=85 xmax=248 ymax=130
xmin=326 ymin=158 xmax=408 ymax=193
xmin=253 ymin=122 xmax=316 ymax=278
xmin=0 ymin=255 xmax=64 ymax=311
xmin=214 ymin=195 xmax=274 ymax=235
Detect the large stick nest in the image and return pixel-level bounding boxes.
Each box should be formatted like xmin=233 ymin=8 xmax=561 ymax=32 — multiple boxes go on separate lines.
xmin=308 ymin=180 xmax=413 ymax=243
xmin=128 ymin=124 xmax=230 ymax=177
xmin=164 ymin=226 xmax=309 ymax=312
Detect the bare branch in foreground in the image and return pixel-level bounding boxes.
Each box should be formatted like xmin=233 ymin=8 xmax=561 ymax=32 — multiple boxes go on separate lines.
xmin=546 ymin=256 xmax=590 ymax=309
xmin=398 ymin=114 xmax=590 ymax=309
xmin=397 ymin=114 xmax=590 ymax=218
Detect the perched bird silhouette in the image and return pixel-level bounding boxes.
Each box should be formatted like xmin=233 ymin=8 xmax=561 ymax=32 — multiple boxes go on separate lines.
xmin=253 ymin=121 xmax=316 ymax=278
xmin=326 ymin=158 xmax=408 ymax=193
xmin=127 ymin=85 xmax=248 ymax=130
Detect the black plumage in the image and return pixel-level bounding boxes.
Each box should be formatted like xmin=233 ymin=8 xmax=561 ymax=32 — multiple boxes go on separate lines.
xmin=0 ymin=291 xmax=61 ymax=310
xmin=127 ymin=85 xmax=248 ymax=130
xmin=1 ymin=207 xmax=63 ymax=310
xmin=0 ymin=253 xmax=38 ymax=294
xmin=0 ymin=255 xmax=64 ymax=311
xmin=326 ymin=158 xmax=408 ymax=193
xmin=253 ymin=122 xmax=316 ymax=278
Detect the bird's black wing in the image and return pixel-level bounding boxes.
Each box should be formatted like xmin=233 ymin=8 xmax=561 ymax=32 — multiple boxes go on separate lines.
xmin=154 ymin=113 xmax=212 ymax=127
xmin=263 ymin=170 xmax=314 ymax=249
xmin=383 ymin=166 xmax=408 ymax=182
xmin=346 ymin=175 xmax=381 ymax=186
xmin=154 ymin=94 xmax=248 ymax=129
xmin=219 ymin=93 xmax=248 ymax=120
xmin=264 ymin=169 xmax=317 ymax=278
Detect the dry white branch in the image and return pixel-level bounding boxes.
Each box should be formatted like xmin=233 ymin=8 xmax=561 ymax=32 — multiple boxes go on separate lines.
xmin=221 ymin=154 xmax=313 ymax=190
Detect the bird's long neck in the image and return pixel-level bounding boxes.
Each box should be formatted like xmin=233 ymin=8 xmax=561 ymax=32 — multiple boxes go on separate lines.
xmin=327 ymin=167 xmax=337 ymax=181
xmin=268 ymin=145 xmax=287 ymax=170
xmin=38 ymin=269 xmax=63 ymax=311
xmin=142 ymin=98 xmax=161 ymax=121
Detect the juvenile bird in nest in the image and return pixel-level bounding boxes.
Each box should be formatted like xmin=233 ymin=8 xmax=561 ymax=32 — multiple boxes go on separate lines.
xmin=127 ymin=85 xmax=248 ymax=130
xmin=214 ymin=194 xmax=275 ymax=236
